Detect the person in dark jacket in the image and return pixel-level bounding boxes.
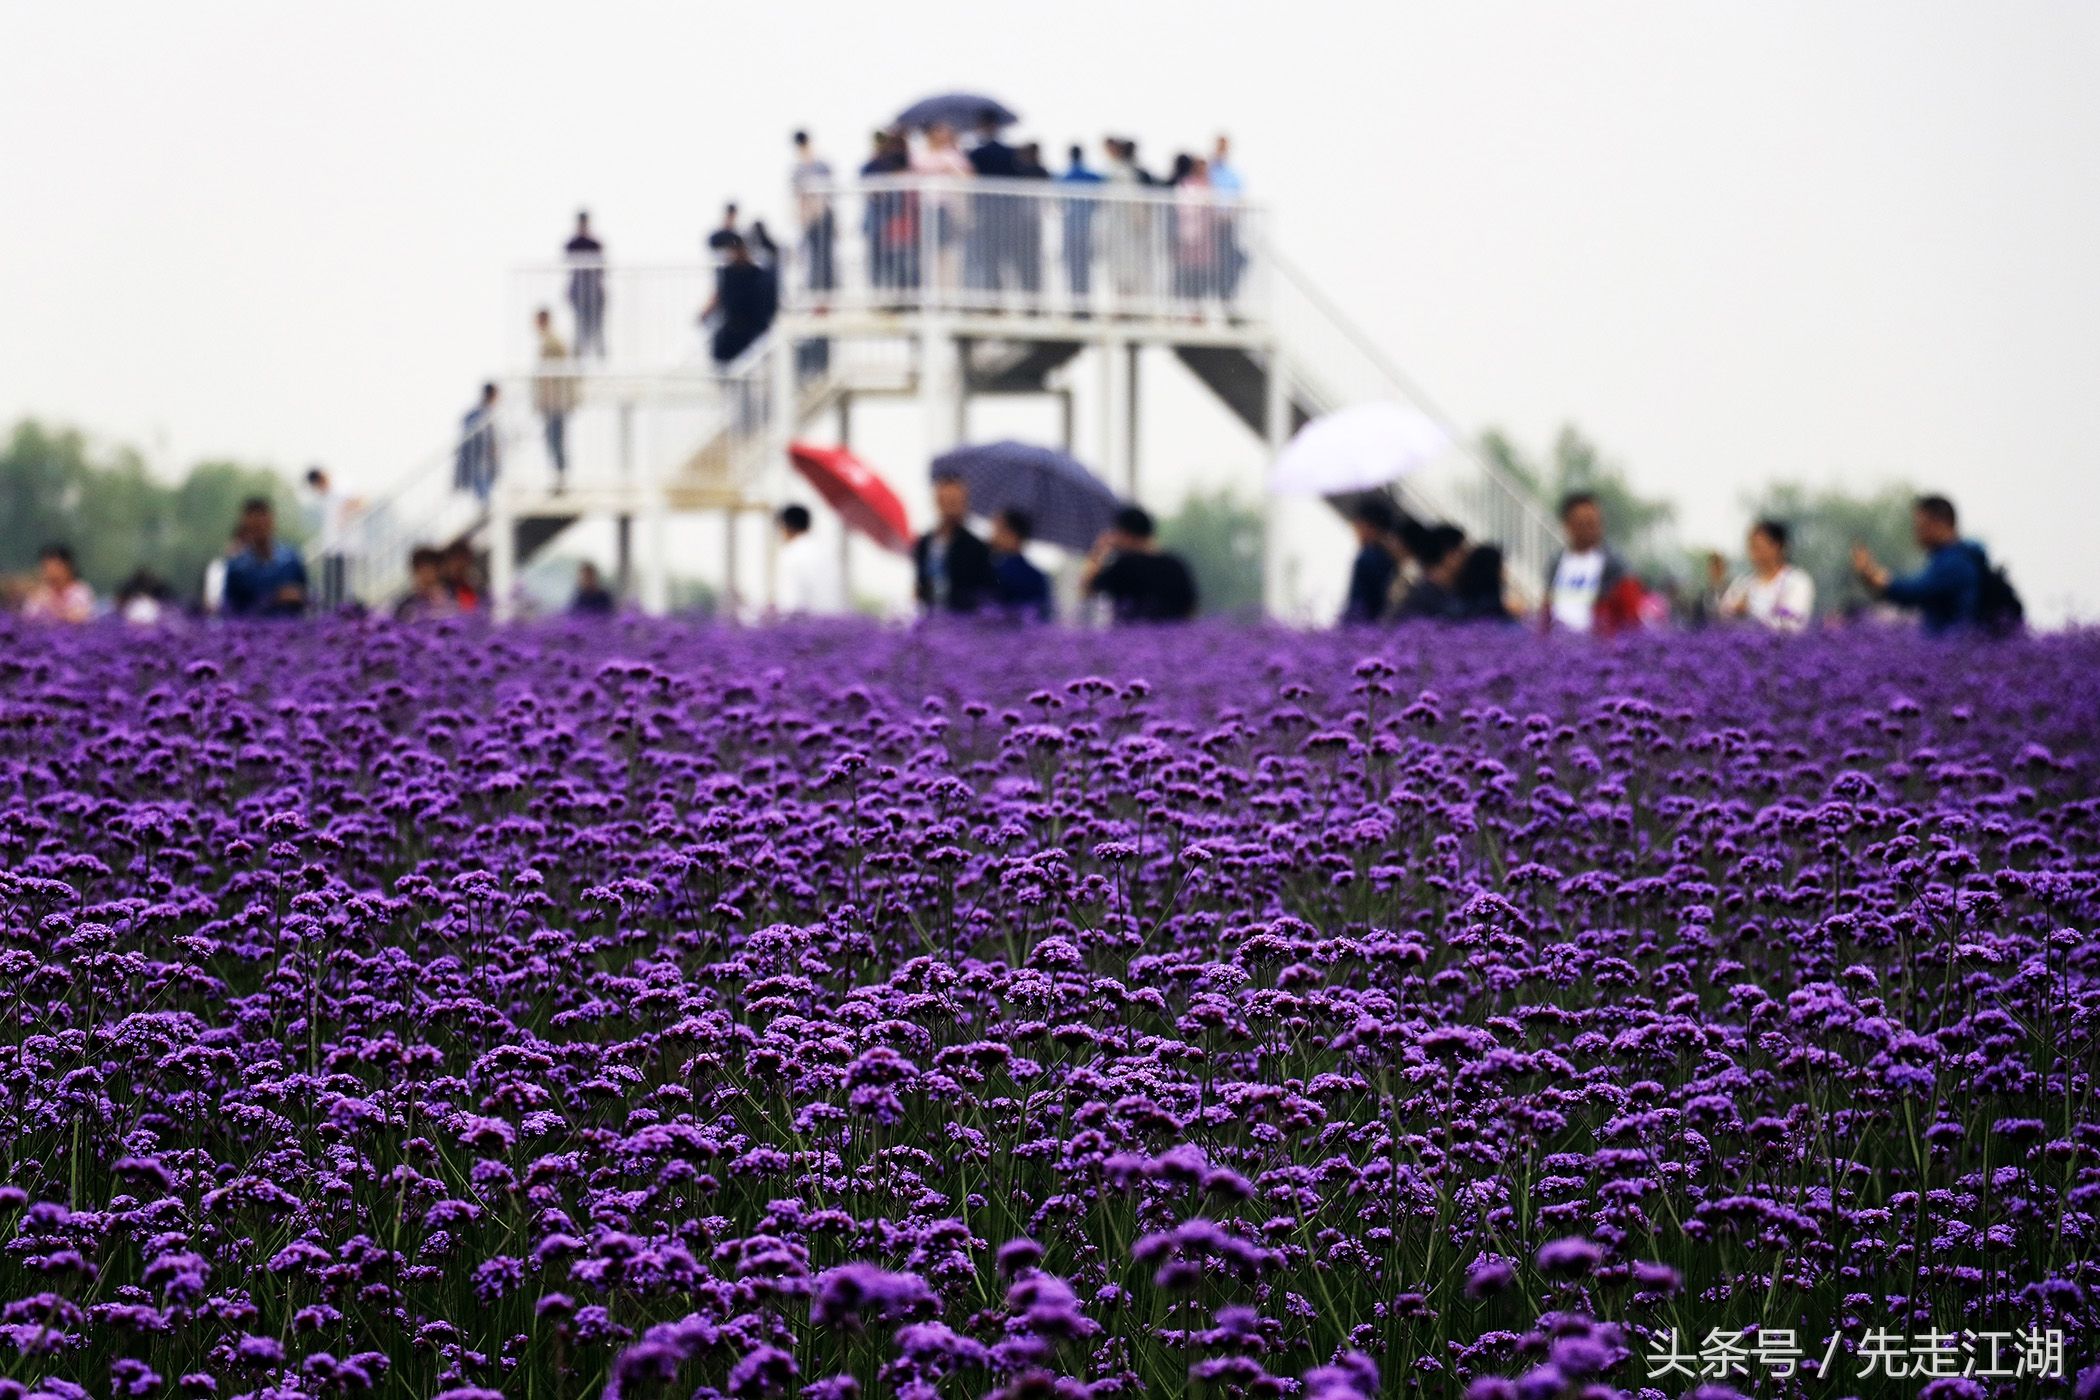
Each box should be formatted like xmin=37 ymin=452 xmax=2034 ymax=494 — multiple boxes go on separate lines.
xmin=564 ymin=210 xmax=607 ymax=359
xmin=704 ymin=235 xmax=778 ymax=367
xmin=966 ymin=115 xmax=1022 ymax=294
xmin=1340 ymin=496 xmax=1401 ymax=623
xmin=1394 ymin=525 xmax=1469 ymax=621
xmin=1852 ymin=493 xmax=1983 ymax=635
xmin=914 ymin=475 xmax=996 ymax=613
xmin=1453 ymin=544 xmax=1519 ymax=623
xmin=989 ymin=509 xmax=1053 ymax=621
xmin=1084 ymin=505 xmax=1197 ymax=623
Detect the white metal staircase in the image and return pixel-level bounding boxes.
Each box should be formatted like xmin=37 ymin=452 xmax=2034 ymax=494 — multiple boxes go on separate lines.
xmin=338 ymin=175 xmax=1557 ymax=618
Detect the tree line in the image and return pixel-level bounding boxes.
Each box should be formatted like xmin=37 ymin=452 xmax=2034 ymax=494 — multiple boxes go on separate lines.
xmin=0 ymin=421 xmax=302 ymax=603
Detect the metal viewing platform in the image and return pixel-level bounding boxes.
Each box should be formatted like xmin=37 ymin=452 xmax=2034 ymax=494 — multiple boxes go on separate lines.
xmin=340 ymin=177 xmax=1557 ymax=619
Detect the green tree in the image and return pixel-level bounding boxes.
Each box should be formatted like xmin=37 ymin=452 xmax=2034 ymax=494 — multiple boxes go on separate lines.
xmin=1481 ymin=424 xmax=1679 ymax=578
xmin=1158 ymin=488 xmax=1265 ymax=620
xmin=1739 ymin=479 xmax=1921 ymax=622
xmin=1 ymin=419 xmax=297 ymax=603
xmin=0 ymin=422 xmax=92 ymax=571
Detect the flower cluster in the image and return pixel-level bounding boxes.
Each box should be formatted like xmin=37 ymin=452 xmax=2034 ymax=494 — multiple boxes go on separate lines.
xmin=0 ymin=616 xmax=2095 ymax=1398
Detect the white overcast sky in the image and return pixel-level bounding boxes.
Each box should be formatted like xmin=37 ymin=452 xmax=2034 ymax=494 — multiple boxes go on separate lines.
xmin=3 ymin=1 xmax=2096 ymax=619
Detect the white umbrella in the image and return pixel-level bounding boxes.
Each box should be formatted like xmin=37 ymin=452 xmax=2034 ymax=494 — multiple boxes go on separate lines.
xmin=1268 ymin=402 xmax=1452 ymax=497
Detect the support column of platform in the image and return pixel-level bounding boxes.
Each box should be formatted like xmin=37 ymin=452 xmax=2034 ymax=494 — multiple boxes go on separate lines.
xmin=1098 ymin=337 xmax=1129 ymax=498
xmin=922 ymin=325 xmax=962 ymax=455
xmin=488 ymin=487 xmax=517 ymax=623
xmin=724 ymin=509 xmax=740 ymax=622
xmin=1125 ymin=343 xmax=1141 ymax=500
xmin=642 ymin=431 xmax=671 ymax=619
xmin=836 ymin=393 xmax=852 ymax=596
xmin=1262 ymin=340 xmax=1290 ymax=622
xmin=765 ymin=334 xmax=797 ymax=611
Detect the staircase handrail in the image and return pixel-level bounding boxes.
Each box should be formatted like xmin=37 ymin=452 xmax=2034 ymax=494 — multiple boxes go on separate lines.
xmin=1264 ymin=249 xmax=1558 ymax=531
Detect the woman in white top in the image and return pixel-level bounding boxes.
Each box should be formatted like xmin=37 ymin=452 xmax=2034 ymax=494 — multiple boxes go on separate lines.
xmin=911 ymin=124 xmax=973 ymax=293
xmin=1721 ymin=519 xmax=1815 ymax=633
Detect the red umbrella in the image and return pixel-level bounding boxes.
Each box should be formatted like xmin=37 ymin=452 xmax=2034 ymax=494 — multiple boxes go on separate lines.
xmin=788 ymin=442 xmax=913 ymax=555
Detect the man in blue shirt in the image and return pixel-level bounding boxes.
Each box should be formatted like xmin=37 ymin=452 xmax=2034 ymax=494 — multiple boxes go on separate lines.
xmin=222 ymin=497 xmax=310 ymax=618
xmin=1059 ymin=144 xmax=1106 ymax=306
xmin=1853 ymin=494 xmax=1979 ymax=635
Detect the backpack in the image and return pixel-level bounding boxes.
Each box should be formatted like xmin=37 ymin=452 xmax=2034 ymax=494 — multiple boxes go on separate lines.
xmin=1967 ymin=544 xmax=2025 ymax=636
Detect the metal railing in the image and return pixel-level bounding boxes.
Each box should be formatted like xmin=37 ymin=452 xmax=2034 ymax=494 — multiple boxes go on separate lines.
xmin=1265 ymin=252 xmax=1563 ymax=597
xmin=335 ymin=338 xmax=826 ymax=611
xmin=786 ymin=176 xmax=1266 ymax=323
xmin=508 ymin=179 xmax=1267 ymax=369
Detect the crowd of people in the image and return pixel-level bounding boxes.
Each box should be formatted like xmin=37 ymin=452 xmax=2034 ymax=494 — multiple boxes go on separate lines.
xmin=451 ymin=117 xmax=1247 ymax=511
xmin=844 ymin=121 xmax=1250 ymax=309
xmin=882 ymin=474 xmax=1197 ymax=626
xmin=1331 ymin=487 xmax=2022 ymax=639
xmin=5 ymin=460 xmax=2022 ymax=640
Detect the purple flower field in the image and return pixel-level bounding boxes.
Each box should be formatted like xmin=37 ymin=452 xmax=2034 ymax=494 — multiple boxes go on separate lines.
xmin=1 ymin=618 xmax=2096 ymax=1399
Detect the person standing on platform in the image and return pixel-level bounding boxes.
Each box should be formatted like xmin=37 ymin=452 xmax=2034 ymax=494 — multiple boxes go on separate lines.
xmin=565 ymin=211 xmax=606 ymax=359
xmin=791 ymin=130 xmax=836 ymax=296
xmin=455 ymin=383 xmax=501 ymax=502
xmin=707 ymin=203 xmax=743 ymax=257
xmin=861 ymin=128 xmax=915 ymax=294
xmin=913 ymin=124 xmax=974 ymax=294
xmin=1208 ymin=134 xmax=1247 ymax=302
xmin=533 ymin=308 xmax=579 ymax=491
xmin=704 ymin=235 xmax=778 ymax=368
xmin=1059 ymin=143 xmax=1105 ymax=308
xmin=966 ymin=115 xmax=1020 ymax=295
xmin=914 ymin=474 xmax=995 ymax=614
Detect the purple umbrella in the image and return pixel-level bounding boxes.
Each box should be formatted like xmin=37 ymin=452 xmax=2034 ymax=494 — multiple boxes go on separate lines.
xmin=895 ymin=92 xmax=1019 ymax=132
xmin=931 ymin=439 xmax=1121 ymax=551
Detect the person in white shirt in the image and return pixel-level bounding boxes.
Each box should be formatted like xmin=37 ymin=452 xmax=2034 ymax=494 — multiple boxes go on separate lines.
xmin=791 ymin=130 xmax=835 ymax=294
xmin=302 ymin=467 xmax=357 ymax=610
xmin=1720 ymin=519 xmax=1815 ymax=633
xmin=1542 ymin=492 xmax=1631 ymax=634
xmin=774 ymin=504 xmax=845 ymax=617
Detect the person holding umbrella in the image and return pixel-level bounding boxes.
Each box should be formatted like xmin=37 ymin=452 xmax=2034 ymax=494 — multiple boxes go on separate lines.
xmin=914 ymin=473 xmax=996 ymax=614
xmin=1341 ymin=496 xmax=1402 ymax=624
xmin=1084 ymin=506 xmax=1197 ymax=623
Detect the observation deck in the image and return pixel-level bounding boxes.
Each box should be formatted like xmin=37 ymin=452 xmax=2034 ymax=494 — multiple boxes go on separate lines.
xmin=340 ymin=177 xmax=1556 ymax=618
